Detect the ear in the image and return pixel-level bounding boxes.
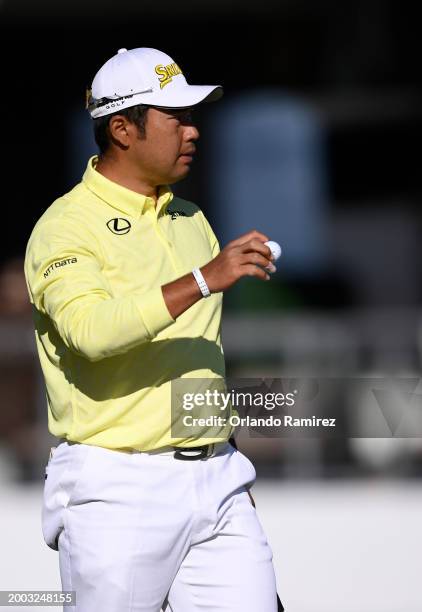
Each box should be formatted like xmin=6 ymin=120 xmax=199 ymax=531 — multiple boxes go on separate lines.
xmin=107 ymin=115 xmax=133 ymax=148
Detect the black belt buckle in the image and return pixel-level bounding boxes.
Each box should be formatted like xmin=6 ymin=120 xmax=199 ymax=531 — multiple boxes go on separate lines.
xmin=173 ymin=445 xmax=211 ymax=460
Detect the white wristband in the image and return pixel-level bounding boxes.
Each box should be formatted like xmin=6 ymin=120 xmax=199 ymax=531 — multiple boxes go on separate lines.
xmin=192 ymin=267 xmax=211 ymax=298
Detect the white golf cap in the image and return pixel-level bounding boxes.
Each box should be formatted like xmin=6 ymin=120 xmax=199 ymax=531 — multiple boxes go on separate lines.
xmin=87 ymin=47 xmax=223 ymax=118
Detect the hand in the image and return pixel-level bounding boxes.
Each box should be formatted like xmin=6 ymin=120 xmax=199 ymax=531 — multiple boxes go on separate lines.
xmin=200 ymin=230 xmax=274 ymax=293
xmin=161 ymin=230 xmax=274 ymax=320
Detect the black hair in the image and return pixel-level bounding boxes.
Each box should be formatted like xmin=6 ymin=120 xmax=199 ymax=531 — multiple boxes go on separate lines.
xmin=93 ymin=104 xmax=149 ymax=155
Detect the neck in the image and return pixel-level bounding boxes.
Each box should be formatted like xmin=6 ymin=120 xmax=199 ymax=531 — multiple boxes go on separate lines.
xmin=95 ymin=154 xmax=158 ymax=203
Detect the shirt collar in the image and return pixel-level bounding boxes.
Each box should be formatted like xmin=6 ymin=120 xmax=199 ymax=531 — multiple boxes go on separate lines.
xmin=82 ymin=155 xmax=174 ymax=219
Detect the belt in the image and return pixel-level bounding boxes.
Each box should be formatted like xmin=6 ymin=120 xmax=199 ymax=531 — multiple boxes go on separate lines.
xmin=143 ymin=441 xmax=229 ymax=460
xmin=57 ymin=439 xmax=230 ymax=461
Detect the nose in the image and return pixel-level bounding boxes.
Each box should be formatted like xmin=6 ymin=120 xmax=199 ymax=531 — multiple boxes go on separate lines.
xmin=185 ymin=124 xmax=200 ymax=141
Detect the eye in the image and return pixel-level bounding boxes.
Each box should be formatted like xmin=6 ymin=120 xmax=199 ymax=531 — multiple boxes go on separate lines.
xmin=179 ymin=110 xmax=194 ymax=124
xmin=166 ymin=108 xmax=194 ymax=125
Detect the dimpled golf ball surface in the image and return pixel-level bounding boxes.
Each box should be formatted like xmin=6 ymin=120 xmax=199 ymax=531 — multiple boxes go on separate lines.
xmin=264 ymin=240 xmax=282 ymax=261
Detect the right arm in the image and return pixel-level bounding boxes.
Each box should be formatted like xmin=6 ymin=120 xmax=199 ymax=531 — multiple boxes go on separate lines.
xmin=162 ymin=229 xmax=274 ymax=319
xmin=25 ymin=218 xmax=175 ymax=362
xmin=25 ymin=220 xmax=273 ymax=361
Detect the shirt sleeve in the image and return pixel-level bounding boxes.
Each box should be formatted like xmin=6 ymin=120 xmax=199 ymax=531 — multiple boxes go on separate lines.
xmin=200 ymin=212 xmax=221 ymax=259
xmin=24 ymin=217 xmax=175 ymax=362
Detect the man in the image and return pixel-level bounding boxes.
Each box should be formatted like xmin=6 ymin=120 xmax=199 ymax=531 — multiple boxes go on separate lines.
xmin=24 ymin=47 xmax=281 ymax=611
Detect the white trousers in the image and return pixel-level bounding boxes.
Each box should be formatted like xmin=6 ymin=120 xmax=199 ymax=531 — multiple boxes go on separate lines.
xmin=42 ymin=440 xmax=278 ymax=611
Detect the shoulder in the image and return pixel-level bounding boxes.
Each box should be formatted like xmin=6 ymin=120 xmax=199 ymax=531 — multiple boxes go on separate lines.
xmin=28 ymin=179 xmax=101 ymax=242
xmin=167 ymin=196 xmax=213 ymax=230
xmin=167 ymin=196 xmax=201 ymax=218
xmin=25 ymin=193 xmax=100 ymax=269
xmin=167 ymin=196 xmax=219 ymax=255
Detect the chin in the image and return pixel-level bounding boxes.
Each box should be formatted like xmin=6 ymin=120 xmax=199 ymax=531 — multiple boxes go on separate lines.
xmin=169 ymin=169 xmax=191 ymax=184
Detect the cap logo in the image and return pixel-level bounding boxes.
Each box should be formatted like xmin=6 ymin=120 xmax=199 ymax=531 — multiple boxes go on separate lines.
xmin=155 ymin=63 xmax=183 ymax=89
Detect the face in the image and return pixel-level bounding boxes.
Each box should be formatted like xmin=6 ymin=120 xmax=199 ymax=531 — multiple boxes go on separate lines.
xmin=128 ymin=106 xmax=200 ymax=186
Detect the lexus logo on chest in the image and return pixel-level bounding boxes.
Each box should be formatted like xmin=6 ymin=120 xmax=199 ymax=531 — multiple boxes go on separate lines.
xmin=107 ymin=218 xmax=131 ymax=235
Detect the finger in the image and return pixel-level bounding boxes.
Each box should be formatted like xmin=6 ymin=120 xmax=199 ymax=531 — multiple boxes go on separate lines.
xmin=242 ymin=264 xmax=270 ymax=281
xmin=240 ymin=252 xmax=272 ymax=269
xmin=264 ymin=262 xmax=277 ymax=274
xmin=228 ymin=229 xmax=269 ymax=248
xmin=240 ymin=239 xmax=273 ymax=260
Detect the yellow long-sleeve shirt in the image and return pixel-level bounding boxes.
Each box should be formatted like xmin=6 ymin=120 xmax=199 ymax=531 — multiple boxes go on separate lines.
xmin=24 ymin=156 xmax=233 ymax=451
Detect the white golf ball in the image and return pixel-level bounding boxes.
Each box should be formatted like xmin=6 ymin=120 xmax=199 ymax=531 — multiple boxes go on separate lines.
xmin=264 ymin=240 xmax=282 ymax=262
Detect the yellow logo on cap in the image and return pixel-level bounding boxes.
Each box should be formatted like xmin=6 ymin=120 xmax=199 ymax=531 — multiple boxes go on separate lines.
xmin=155 ymin=63 xmax=183 ymax=89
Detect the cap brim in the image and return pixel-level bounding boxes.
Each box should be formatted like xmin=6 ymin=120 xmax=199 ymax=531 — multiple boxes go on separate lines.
xmin=89 ymin=84 xmax=223 ymax=118
xmin=148 ymin=84 xmax=223 ymax=109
